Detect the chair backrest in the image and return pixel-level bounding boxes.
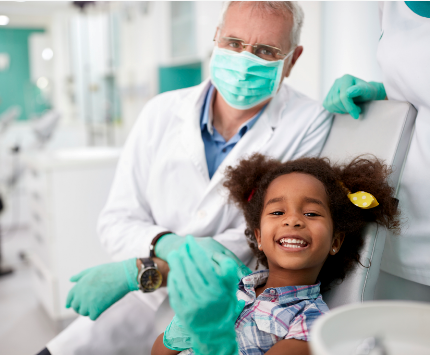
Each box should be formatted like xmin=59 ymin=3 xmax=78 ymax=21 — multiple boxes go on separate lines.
xmin=320 ymin=100 xmax=417 ymax=309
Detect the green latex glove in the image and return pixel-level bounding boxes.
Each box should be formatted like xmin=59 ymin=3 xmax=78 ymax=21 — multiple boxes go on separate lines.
xmin=323 ymin=74 xmax=386 ymax=119
xmin=156 ymin=233 xmax=252 ymax=283
xmin=163 ymin=299 xmax=246 ymax=351
xmin=65 ymin=258 xmax=139 ymax=321
xmin=167 ymin=236 xmax=241 ymax=355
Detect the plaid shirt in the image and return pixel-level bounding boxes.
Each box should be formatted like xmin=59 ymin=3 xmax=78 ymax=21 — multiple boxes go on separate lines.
xmin=235 ymin=270 xmax=328 ymax=354
xmin=178 ymin=270 xmax=328 ymax=355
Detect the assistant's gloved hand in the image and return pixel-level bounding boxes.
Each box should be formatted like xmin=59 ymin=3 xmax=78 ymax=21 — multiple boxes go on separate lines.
xmin=167 ymin=236 xmax=242 ymax=355
xmin=65 ymin=258 xmax=139 ymax=321
xmin=323 ymin=74 xmax=386 ymax=119
xmin=155 ymin=234 xmax=252 ymax=283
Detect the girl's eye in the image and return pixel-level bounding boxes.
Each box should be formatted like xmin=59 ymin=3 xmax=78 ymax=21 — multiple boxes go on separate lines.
xmin=304 ymin=212 xmax=320 ymax=217
xmin=270 ymin=211 xmax=284 ymax=216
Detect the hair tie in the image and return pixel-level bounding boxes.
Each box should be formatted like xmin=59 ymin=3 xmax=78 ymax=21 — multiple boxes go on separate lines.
xmin=338 ymin=182 xmax=379 ymax=209
xmin=247 ymin=188 xmax=256 ymax=202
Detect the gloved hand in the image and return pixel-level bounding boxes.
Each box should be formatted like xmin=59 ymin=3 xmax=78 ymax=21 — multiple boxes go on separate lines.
xmin=323 ymin=74 xmax=386 ymax=119
xmin=65 ymin=258 xmax=139 ymax=321
xmin=155 ymin=233 xmax=252 ymax=282
xmin=167 ymin=236 xmax=242 ymax=355
xmin=163 ymin=297 xmax=246 ymax=351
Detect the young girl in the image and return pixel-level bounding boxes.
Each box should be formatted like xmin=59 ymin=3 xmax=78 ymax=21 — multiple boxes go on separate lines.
xmin=153 ymin=153 xmax=400 ymax=355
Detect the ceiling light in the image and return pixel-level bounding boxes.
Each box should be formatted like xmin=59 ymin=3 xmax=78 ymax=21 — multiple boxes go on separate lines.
xmin=37 ymin=77 xmax=49 ymax=89
xmin=42 ymin=48 xmax=54 ymax=61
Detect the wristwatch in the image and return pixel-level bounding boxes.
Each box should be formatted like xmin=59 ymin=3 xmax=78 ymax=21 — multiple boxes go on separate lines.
xmin=137 ymin=258 xmax=163 ymax=293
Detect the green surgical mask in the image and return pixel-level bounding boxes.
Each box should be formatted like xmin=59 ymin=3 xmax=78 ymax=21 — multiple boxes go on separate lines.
xmin=210 ymin=47 xmax=293 ymax=110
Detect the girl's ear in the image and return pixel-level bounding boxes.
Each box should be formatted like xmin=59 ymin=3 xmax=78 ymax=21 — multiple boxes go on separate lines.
xmin=330 ymin=232 xmax=345 ymax=255
xmin=254 ymin=229 xmax=263 ymax=250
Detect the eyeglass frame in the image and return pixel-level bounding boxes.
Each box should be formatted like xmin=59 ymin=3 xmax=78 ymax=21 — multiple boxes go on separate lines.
xmin=213 ymin=36 xmax=293 ymax=60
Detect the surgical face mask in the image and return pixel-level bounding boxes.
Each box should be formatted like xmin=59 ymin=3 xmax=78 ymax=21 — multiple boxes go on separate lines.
xmin=210 ymin=47 xmax=294 ymax=110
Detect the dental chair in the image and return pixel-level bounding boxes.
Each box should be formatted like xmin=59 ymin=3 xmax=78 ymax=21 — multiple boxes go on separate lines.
xmin=320 ymin=100 xmax=416 ymax=309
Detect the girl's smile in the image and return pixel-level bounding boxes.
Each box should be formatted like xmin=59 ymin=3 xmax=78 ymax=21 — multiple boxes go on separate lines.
xmin=276 ymin=235 xmax=310 ymax=251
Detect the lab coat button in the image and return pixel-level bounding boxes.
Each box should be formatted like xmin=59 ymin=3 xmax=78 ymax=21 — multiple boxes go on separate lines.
xmin=197 ymin=210 xmax=207 ymax=219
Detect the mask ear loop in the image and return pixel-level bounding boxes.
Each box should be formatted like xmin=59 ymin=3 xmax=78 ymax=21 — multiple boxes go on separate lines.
xmin=283 ymin=48 xmax=296 ymax=66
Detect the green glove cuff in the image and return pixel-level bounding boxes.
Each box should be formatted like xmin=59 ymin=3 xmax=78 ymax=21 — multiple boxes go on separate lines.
xmin=163 ymin=315 xmax=192 ymax=351
xmin=154 ymin=233 xmax=185 ymax=260
xmin=122 ymin=258 xmax=139 ymax=292
xmin=369 ymin=82 xmax=386 ymax=100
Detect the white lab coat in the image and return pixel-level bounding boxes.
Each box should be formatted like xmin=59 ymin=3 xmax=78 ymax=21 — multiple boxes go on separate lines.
xmin=377 ymin=2 xmax=430 ymax=286
xmin=48 ymin=79 xmax=333 ymax=355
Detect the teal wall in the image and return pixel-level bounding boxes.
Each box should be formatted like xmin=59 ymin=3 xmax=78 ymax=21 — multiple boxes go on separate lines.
xmin=158 ymin=62 xmax=202 ymax=94
xmin=0 ymin=27 xmax=45 ymax=121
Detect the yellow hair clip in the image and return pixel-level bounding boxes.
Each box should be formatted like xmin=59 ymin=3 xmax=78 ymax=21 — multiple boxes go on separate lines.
xmin=339 ymin=182 xmax=379 ymax=209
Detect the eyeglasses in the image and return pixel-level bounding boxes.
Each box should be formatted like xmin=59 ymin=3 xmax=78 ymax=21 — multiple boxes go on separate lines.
xmin=214 ymin=36 xmax=292 ymax=61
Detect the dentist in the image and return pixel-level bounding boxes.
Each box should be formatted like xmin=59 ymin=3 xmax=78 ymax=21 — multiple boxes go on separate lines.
xmin=40 ymin=2 xmax=334 ymax=355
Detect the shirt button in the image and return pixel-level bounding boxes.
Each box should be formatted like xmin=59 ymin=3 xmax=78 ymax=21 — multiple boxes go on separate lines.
xmin=270 ymin=290 xmax=276 ymax=294
xmin=197 ymin=210 xmax=207 ymax=219
xmin=222 ymin=148 xmax=227 ymax=153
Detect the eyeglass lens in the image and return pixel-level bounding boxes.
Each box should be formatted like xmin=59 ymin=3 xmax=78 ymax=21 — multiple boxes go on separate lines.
xmin=218 ymin=37 xmax=283 ymax=61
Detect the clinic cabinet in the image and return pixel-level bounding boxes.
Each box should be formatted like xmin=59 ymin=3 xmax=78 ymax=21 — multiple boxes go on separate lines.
xmin=26 ymin=148 xmax=120 ymax=322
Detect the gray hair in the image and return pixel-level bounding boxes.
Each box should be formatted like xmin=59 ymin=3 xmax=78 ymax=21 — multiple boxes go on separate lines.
xmin=218 ymin=1 xmax=304 ymax=50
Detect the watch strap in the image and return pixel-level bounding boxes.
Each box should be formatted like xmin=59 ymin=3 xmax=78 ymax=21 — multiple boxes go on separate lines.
xmin=149 ymin=231 xmax=172 ymax=257
xmin=139 ymin=257 xmax=155 ymax=269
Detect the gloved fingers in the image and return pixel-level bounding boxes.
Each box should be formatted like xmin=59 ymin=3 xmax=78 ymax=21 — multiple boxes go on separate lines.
xmin=71 ymin=299 xmax=81 ymax=314
xmin=180 ymin=244 xmax=210 ymax=289
xmin=324 ymin=82 xmax=344 ymax=111
xmin=183 ymin=236 xmax=216 ymax=284
xmin=218 ymin=257 xmax=241 ymax=291
xmin=325 ymin=77 xmax=349 ymax=112
xmin=167 ymin=272 xmax=185 ymax=313
xmin=69 ymin=269 xmax=90 ymax=282
xmin=78 ymin=305 xmax=89 ymax=317
xmin=212 ymin=251 xmax=251 ymax=280
xmin=326 ymin=88 xmax=348 ymax=114
xmin=65 ymin=287 xmax=75 ymax=308
xmin=339 ymin=90 xmax=361 ymax=119
xmin=346 ymin=84 xmax=365 ymax=99
xmin=89 ymin=306 xmax=103 ymax=321
xmin=167 ymin=250 xmax=193 ymax=297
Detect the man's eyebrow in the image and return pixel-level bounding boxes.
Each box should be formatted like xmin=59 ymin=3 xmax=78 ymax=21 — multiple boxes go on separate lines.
xmin=265 ymin=196 xmax=285 ymax=207
xmin=303 ymin=196 xmax=327 ymax=210
xmin=224 ymin=35 xmax=282 ymax=48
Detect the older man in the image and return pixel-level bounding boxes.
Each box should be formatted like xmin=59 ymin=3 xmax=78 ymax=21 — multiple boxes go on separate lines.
xmin=40 ymin=2 xmax=333 ymax=355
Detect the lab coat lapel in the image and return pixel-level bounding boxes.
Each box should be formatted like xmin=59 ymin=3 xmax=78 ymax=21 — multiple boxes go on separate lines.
xmin=178 ymin=79 xmax=212 ymax=182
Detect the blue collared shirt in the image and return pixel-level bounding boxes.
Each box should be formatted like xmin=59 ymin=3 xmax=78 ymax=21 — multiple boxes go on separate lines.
xmin=201 ymin=85 xmax=265 ymax=179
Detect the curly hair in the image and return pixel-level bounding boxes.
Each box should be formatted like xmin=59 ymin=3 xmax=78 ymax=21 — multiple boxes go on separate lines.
xmin=223 ymin=153 xmax=400 ymax=291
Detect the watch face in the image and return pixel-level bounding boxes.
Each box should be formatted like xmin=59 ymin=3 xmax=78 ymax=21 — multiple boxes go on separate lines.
xmin=140 ymin=268 xmax=162 ymax=292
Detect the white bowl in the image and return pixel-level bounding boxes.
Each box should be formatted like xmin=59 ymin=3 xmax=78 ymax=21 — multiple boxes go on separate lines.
xmin=310 ymin=301 xmax=430 ymax=355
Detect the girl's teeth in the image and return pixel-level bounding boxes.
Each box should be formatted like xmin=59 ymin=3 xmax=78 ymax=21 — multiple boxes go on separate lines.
xmin=279 ymin=239 xmax=308 ymax=248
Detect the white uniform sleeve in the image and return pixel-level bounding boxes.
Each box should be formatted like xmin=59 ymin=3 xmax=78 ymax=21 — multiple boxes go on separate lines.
xmin=291 ymin=109 xmax=333 ymax=160
xmin=97 ymin=101 xmax=168 ymax=261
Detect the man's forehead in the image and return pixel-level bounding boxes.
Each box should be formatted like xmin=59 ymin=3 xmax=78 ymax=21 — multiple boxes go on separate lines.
xmin=221 ymin=3 xmax=293 ymax=48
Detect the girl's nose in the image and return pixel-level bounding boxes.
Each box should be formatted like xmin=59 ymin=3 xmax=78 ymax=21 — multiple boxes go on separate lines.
xmin=283 ymin=214 xmax=304 ymax=228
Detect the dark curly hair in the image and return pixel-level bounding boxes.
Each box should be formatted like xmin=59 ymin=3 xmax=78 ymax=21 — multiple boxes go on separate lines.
xmin=223 ymin=153 xmax=400 ymax=291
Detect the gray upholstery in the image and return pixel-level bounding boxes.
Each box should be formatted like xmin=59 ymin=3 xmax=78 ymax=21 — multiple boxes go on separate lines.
xmin=321 ymin=100 xmax=417 ymax=309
